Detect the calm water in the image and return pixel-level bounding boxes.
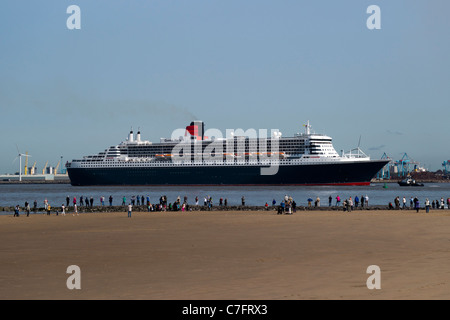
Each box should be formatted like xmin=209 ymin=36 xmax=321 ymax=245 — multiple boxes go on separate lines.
xmin=1 ymin=183 xmax=450 ymax=210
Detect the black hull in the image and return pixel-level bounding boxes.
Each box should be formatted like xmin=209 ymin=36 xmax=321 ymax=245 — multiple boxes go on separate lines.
xmin=67 ymin=160 xmax=388 ymax=186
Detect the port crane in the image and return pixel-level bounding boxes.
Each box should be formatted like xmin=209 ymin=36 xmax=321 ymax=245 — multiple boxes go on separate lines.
xmin=42 ymin=161 xmax=48 ymax=175
xmin=443 ymin=160 xmax=450 ymax=174
xmin=30 ymin=161 xmax=37 ymax=175
xmin=377 ymin=152 xmax=392 ymax=179
xmin=24 ymin=151 xmax=29 ymax=175
xmin=54 ymin=159 xmax=61 ymax=175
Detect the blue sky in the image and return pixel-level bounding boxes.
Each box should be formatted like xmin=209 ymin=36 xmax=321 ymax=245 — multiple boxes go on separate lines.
xmin=1 ymin=0 xmax=449 ymax=173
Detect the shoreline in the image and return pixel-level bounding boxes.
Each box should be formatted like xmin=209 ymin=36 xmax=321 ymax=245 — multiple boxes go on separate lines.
xmin=0 ymin=204 xmax=395 ymax=214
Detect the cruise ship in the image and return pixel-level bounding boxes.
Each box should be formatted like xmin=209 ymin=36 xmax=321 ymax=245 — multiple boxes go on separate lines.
xmin=66 ymin=121 xmax=389 ymax=186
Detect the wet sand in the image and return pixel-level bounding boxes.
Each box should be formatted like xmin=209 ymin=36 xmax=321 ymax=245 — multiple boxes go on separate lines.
xmin=1 ymin=209 xmax=450 ymax=300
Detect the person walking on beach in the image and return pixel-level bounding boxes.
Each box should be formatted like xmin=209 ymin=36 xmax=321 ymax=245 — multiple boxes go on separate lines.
xmin=128 ymin=203 xmax=132 ymax=218
xmin=73 ymin=197 xmax=77 ymax=207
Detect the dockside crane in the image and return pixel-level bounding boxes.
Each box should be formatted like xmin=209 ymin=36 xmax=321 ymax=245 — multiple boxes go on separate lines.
xmin=24 ymin=151 xmax=29 ymax=175
xmin=443 ymin=160 xmax=450 ymax=174
xmin=377 ymin=152 xmax=392 ymax=179
xmin=42 ymin=161 xmax=48 ymax=175
xmin=30 ymin=161 xmax=37 ymax=175
xmin=54 ymin=159 xmax=61 ymax=175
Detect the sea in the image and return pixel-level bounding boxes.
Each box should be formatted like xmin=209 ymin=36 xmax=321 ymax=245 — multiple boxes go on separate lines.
xmin=1 ymin=182 xmax=450 ymax=213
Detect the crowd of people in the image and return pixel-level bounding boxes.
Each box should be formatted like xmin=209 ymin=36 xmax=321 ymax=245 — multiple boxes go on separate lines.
xmin=10 ymin=193 xmax=450 ymax=216
xmin=10 ymin=193 xmax=240 ymax=216
xmin=389 ymin=196 xmax=450 ymax=213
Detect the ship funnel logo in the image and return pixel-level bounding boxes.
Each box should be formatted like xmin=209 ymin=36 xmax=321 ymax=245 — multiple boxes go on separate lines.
xmin=171 ymin=127 xmax=280 ymax=175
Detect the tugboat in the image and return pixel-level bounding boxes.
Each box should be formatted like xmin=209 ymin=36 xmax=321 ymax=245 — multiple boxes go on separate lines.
xmin=398 ymin=177 xmax=424 ymax=187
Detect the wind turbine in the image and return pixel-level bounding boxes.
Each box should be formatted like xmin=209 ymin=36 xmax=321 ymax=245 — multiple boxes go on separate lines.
xmin=13 ymin=145 xmax=31 ymax=182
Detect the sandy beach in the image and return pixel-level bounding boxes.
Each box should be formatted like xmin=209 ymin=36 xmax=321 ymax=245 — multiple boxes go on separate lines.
xmin=1 ymin=209 xmax=450 ymax=300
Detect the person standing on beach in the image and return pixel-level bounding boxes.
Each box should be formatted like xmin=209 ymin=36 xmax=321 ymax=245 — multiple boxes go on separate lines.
xmin=365 ymin=195 xmax=369 ymax=207
xmin=354 ymin=196 xmax=359 ymax=208
xmin=90 ymin=197 xmax=94 ymax=207
xmin=122 ymin=196 xmax=126 ymax=206
xmin=242 ymin=196 xmax=245 ymax=206
xmin=33 ymin=200 xmax=37 ymax=211
xmin=14 ymin=205 xmax=20 ymax=217
xmin=361 ymin=195 xmax=365 ymax=208
xmin=195 ymin=196 xmax=199 ymax=205
xmin=128 ymin=203 xmax=132 ymax=218
xmin=47 ymin=204 xmax=51 ymax=215
xmin=335 ymin=195 xmax=341 ymax=206
xmin=61 ymin=204 xmax=65 ymax=216
xmin=425 ymin=198 xmax=430 ymax=213
xmin=73 ymin=197 xmax=77 ymax=207
xmin=415 ymin=198 xmax=420 ymax=213
xmin=328 ymin=196 xmax=332 ymax=207
xmin=109 ymin=195 xmax=113 ymax=206
xmin=26 ymin=202 xmax=31 ymax=217
xmin=402 ymin=197 xmax=407 ymax=209
xmin=66 ymin=196 xmax=70 ymax=207
xmin=73 ymin=204 xmax=78 ymax=216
